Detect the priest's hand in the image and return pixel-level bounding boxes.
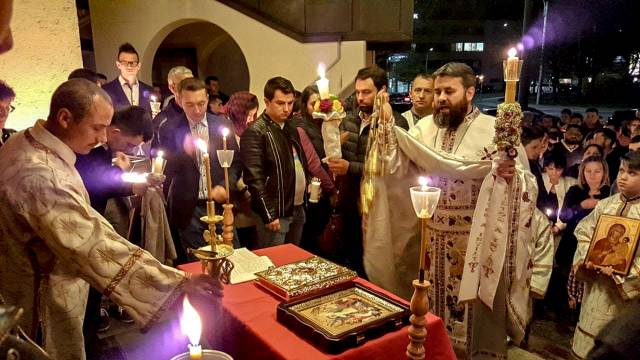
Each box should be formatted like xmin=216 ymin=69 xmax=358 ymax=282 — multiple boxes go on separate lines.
xmin=212 ymin=185 xmax=227 ymax=203
xmin=328 ymin=158 xmax=349 ymax=176
xmin=184 ymin=274 xmax=224 ymax=299
xmin=496 ymin=159 xmax=516 ymax=182
xmin=265 ymin=219 xmax=280 ymax=232
xmin=376 ymin=90 xmax=393 ymax=124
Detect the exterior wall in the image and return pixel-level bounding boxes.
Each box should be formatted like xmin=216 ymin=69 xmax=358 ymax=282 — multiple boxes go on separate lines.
xmin=0 ymin=0 xmax=82 ymax=130
xmin=89 ymin=0 xmax=366 ymax=101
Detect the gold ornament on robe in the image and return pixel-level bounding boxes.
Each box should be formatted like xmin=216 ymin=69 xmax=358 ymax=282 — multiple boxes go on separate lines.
xmin=361 ymin=93 xmax=390 ymax=215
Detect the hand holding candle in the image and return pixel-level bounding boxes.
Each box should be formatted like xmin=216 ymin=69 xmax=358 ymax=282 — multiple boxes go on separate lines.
xmin=152 ymin=150 xmax=166 ymax=174
xmin=316 ymin=63 xmax=330 ymax=100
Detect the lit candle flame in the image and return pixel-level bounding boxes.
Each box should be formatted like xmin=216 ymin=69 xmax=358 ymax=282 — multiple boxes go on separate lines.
xmin=508 ymin=47 xmax=517 ymax=58
xmin=194 ymin=138 xmax=208 ymax=154
xmin=317 ymin=63 xmax=326 ymax=79
xmin=418 ymin=176 xmax=428 ymax=187
xmin=545 ymin=208 xmax=552 ymax=217
xmin=221 ymin=127 xmax=229 ymax=138
xmin=150 ymin=95 xmax=157 ymax=102
xmin=180 ymin=297 xmax=202 ymax=348
xmin=157 ymin=150 xmax=164 ymax=158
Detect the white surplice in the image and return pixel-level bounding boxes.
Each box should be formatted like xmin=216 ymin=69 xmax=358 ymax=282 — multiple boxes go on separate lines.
xmin=0 ymin=121 xmax=188 ymax=360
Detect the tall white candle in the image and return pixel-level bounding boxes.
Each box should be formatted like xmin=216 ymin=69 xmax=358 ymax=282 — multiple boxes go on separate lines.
xmin=316 ymin=63 xmax=330 ymax=100
xmin=152 ymin=151 xmax=165 ymax=174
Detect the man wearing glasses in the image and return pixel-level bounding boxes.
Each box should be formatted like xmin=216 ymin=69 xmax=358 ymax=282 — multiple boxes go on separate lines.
xmin=0 ymin=80 xmax=15 ymax=148
xmin=102 ymin=43 xmax=154 ymax=115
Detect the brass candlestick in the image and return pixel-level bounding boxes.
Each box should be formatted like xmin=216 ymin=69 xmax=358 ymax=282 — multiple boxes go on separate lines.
xmin=187 ymin=205 xmax=234 ymax=284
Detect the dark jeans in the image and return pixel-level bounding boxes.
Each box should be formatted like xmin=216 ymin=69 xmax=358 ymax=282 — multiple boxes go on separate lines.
xmin=300 ymin=196 xmax=333 ymax=257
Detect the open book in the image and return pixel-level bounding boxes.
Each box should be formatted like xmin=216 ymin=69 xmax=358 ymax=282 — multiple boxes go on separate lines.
xmin=228 ymin=248 xmax=275 ymax=284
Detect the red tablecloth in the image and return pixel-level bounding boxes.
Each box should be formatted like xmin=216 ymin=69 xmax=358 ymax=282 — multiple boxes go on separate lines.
xmin=178 ymin=244 xmax=455 ymax=360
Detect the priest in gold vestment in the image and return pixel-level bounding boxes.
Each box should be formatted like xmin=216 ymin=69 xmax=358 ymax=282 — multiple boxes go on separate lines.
xmin=364 ymin=63 xmax=553 ymax=358
xmin=0 ymin=79 xmax=221 ymax=360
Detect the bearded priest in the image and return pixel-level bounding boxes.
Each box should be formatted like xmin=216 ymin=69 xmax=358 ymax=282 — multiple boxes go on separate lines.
xmin=364 ymin=62 xmax=553 ymax=358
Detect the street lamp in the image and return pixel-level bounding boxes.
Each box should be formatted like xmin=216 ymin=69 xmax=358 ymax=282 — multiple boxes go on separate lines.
xmin=479 ymin=75 xmax=484 ymax=93
xmin=425 ymin=47 xmax=434 ymax=73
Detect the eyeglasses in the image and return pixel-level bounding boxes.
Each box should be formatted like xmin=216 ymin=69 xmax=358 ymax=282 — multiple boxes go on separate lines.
xmin=0 ymin=104 xmax=15 ymax=113
xmin=118 ymin=60 xmax=139 ymax=68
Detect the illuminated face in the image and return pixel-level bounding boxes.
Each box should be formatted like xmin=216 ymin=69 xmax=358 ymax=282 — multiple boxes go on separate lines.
xmin=116 ymin=52 xmax=140 ymax=80
xmin=629 ymin=119 xmax=640 ymax=135
xmin=355 ymin=77 xmax=378 ymax=114
xmin=583 ymin=161 xmax=604 ymax=188
xmin=0 ymin=96 xmax=14 ymax=129
xmin=180 ymin=89 xmax=208 ymax=124
xmin=617 ymin=161 xmax=640 ymax=198
xmin=63 ymin=96 xmax=113 ymax=154
xmin=264 ymin=90 xmax=295 ymax=123
xmin=306 ymin=93 xmax=320 ymax=117
xmin=410 ymin=77 xmax=434 ymax=114
xmin=524 ymin=138 xmax=545 ymax=161
xmin=107 ymin=128 xmax=143 ymax=154
xmin=433 ymin=76 xmax=474 ymax=129
xmin=544 ymin=163 xmax=564 ymax=183
xmin=583 ymin=146 xmax=603 ymax=159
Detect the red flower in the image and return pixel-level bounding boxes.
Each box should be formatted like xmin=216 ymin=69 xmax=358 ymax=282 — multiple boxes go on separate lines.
xmin=319 ymin=99 xmax=333 ymax=113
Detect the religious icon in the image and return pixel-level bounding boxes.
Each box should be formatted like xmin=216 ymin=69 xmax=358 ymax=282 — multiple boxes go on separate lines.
xmin=585 ymin=214 xmax=640 ymax=276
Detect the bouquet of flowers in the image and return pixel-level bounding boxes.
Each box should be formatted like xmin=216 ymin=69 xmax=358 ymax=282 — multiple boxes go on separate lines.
xmin=312 ymin=95 xmax=347 ymax=161
xmin=494 ymin=102 xmax=523 ymax=159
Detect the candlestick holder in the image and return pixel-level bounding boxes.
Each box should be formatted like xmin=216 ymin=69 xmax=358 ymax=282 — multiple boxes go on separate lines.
xmin=216 ymin=150 xmax=235 ymax=246
xmin=503 ymin=52 xmax=523 ymax=104
xmin=406 ymin=182 xmax=440 ymax=360
xmin=170 ymin=349 xmax=233 ymax=360
xmin=187 ymin=208 xmax=234 ymax=284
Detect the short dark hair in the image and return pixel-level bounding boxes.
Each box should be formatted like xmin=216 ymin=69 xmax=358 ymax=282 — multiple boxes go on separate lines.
xmin=571 ymin=112 xmax=583 ymax=120
xmin=0 ymin=80 xmax=15 ymax=100
xmin=521 ymin=125 xmax=546 ymax=146
xmin=301 ymin=85 xmax=319 ymax=120
xmin=586 ymin=107 xmax=599 ymax=114
xmin=566 ymin=124 xmax=582 ymax=132
xmin=263 ymin=76 xmax=295 ymax=101
xmin=209 ymin=94 xmax=222 ymax=102
xmin=205 ymin=75 xmax=219 ymax=84
xmin=355 ymin=65 xmax=388 ymax=91
xmin=111 ymin=106 xmax=153 ymax=142
xmin=96 ymin=73 xmax=107 ymax=81
xmin=413 ymin=73 xmax=434 ymax=84
xmin=47 ymin=79 xmax=112 ymax=123
xmin=432 ymin=62 xmax=476 ymax=89
xmin=543 ymin=149 xmax=567 ymax=169
xmin=583 ymin=144 xmax=604 ymax=157
xmin=595 ymin=128 xmax=617 ymax=145
xmin=117 ymin=43 xmax=138 ymax=60
xmin=178 ymin=77 xmax=207 ymax=93
xmin=630 ymin=135 xmax=640 ymax=144
xmin=621 ymin=151 xmax=640 ymax=171
xmin=68 ymin=68 xmax=99 ymax=83
xmin=561 ymin=108 xmax=572 ymax=116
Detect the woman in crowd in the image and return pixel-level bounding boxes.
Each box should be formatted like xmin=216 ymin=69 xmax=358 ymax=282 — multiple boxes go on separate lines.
xmin=559 ymin=156 xmax=610 ymax=319
xmin=225 ymin=91 xmax=259 ymax=248
xmin=290 ymin=85 xmax=338 ymax=256
xmin=564 ymin=144 xmax=604 ymax=179
xmin=539 ymin=149 xmax=577 ymax=238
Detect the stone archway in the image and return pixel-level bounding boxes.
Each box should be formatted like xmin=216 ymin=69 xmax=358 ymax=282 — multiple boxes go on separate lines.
xmin=144 ymin=20 xmax=249 ymax=97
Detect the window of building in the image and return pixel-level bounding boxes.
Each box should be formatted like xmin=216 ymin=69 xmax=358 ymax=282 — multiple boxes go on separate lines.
xmin=453 ymin=42 xmax=484 ymax=52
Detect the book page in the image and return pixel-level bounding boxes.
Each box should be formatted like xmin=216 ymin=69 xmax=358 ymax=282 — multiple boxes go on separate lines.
xmin=229 ymin=248 xmax=274 ymax=284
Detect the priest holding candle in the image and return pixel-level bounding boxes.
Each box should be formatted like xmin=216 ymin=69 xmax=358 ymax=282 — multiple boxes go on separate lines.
xmin=364 ymin=61 xmax=554 ymax=359
xmin=158 ymin=77 xmax=241 ymax=263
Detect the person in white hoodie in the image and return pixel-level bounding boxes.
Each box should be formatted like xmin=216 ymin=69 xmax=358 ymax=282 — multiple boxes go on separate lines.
xmin=401 ymin=73 xmax=434 ymax=128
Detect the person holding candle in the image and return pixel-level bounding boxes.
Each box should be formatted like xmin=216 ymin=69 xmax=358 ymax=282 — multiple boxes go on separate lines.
xmin=101 ymin=43 xmax=154 ymax=115
xmin=240 ymin=77 xmax=310 ymax=248
xmin=159 ymin=78 xmax=241 ymax=262
xmin=366 ymin=62 xmax=553 ymax=358
xmin=0 ymin=79 xmax=223 ymax=360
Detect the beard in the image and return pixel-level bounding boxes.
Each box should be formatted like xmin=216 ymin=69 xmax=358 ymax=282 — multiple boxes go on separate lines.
xmin=433 ymin=97 xmax=469 ymax=130
xmin=358 ymin=102 xmax=373 ymax=115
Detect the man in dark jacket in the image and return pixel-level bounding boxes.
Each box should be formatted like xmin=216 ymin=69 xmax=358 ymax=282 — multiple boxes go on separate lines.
xmin=101 ymin=43 xmax=154 ymax=115
xmin=328 ymin=65 xmax=409 ymax=276
xmin=158 ymin=78 xmax=241 ymax=259
xmin=240 ymin=77 xmax=309 ymax=248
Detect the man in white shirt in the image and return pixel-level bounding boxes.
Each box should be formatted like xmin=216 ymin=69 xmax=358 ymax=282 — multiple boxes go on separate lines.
xmin=401 ymin=73 xmax=435 ymax=128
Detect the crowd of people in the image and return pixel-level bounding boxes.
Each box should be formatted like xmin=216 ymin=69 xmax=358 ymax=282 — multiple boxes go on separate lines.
xmin=1 ymin=41 xmax=639 ymax=360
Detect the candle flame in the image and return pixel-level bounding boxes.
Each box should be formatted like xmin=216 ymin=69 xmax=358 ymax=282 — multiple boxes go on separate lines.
xmin=546 ymin=208 xmax=552 ymax=216
xmin=150 ymin=95 xmax=158 ymax=102
xmin=508 ymin=47 xmax=517 ymax=58
xmin=194 ymin=138 xmax=208 ymax=154
xmin=180 ymin=297 xmax=202 ymax=346
xmin=221 ymin=127 xmax=230 ymax=138
xmin=156 ymin=150 xmax=164 ymax=159
xmin=418 ymin=176 xmax=428 ymax=187
xmin=317 ymin=63 xmax=326 ymax=79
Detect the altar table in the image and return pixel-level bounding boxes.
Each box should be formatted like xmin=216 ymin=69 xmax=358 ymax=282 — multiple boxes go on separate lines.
xmin=178 ymin=244 xmax=455 ymax=360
